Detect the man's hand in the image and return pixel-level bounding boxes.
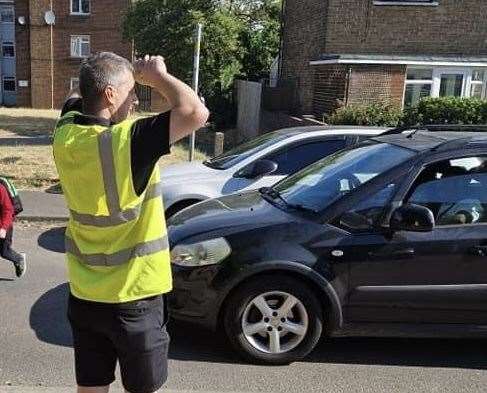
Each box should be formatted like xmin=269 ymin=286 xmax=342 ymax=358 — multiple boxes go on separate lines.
xmin=134 ymin=55 xmax=168 ymax=88
xmin=0 ymin=228 xmax=7 ymax=239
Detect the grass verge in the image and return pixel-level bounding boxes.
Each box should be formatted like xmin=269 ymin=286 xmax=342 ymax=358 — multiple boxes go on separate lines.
xmin=0 ymin=108 xmax=206 ymax=191
xmin=0 ymin=144 xmax=206 ymax=192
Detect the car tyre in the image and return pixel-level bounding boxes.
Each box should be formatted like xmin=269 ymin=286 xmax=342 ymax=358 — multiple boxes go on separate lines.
xmin=223 ymin=274 xmax=323 ymax=365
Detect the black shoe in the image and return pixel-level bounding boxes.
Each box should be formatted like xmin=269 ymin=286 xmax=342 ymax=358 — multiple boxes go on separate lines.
xmin=14 ymin=253 xmax=26 ymax=278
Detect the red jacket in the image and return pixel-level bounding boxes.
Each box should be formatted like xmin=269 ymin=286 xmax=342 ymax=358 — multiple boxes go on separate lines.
xmin=0 ymin=184 xmax=14 ymax=230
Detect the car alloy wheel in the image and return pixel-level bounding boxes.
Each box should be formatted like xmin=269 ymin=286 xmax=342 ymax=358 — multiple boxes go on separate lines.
xmin=223 ymin=274 xmax=323 ymax=365
xmin=241 ymin=291 xmax=309 ymax=354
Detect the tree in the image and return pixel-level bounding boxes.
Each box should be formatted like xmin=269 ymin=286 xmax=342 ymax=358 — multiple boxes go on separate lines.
xmin=125 ymin=1 xmax=242 ymax=92
xmin=123 ymin=0 xmax=281 ymax=126
xmin=238 ymin=0 xmax=281 ymax=81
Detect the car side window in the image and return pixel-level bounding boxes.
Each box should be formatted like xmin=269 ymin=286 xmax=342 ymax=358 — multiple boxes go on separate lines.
xmin=265 ymin=140 xmax=346 ymax=176
xmin=336 ymin=182 xmax=397 ymax=231
xmin=407 ymin=156 xmax=487 ymax=226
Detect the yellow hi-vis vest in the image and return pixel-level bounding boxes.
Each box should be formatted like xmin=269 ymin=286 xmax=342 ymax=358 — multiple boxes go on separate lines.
xmin=52 ymin=111 xmax=172 ymax=303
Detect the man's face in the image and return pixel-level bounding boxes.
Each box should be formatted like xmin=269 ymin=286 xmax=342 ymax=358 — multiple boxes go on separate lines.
xmin=109 ymin=70 xmax=139 ymax=124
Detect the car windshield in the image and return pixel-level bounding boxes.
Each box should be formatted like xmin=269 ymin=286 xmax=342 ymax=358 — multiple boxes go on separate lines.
xmin=204 ymin=131 xmax=290 ymax=170
xmin=273 ymin=142 xmax=415 ymax=212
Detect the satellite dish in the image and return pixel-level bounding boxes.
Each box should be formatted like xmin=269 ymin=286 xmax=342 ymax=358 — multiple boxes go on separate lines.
xmin=17 ymin=16 xmax=26 ymax=25
xmin=44 ymin=10 xmax=55 ymax=25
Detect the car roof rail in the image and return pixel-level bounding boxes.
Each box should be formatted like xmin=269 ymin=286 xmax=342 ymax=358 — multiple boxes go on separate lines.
xmin=421 ymin=124 xmax=487 ymax=132
xmin=380 ymin=124 xmax=487 ymax=136
xmin=379 ymin=125 xmax=418 ymax=136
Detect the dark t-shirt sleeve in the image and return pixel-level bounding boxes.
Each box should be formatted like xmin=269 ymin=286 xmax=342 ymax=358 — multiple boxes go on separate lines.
xmin=131 ymin=111 xmax=171 ymax=196
xmin=61 ymin=98 xmax=83 ymax=116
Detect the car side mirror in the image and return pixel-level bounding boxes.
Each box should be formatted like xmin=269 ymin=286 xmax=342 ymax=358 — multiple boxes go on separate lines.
xmin=390 ymin=204 xmax=435 ymax=232
xmin=234 ymin=159 xmax=278 ymax=179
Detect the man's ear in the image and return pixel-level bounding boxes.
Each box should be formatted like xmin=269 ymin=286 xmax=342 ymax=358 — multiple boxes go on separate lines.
xmin=104 ymin=85 xmax=117 ymax=105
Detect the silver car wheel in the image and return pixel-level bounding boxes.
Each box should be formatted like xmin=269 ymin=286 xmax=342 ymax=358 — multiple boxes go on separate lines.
xmin=241 ymin=291 xmax=309 ymax=354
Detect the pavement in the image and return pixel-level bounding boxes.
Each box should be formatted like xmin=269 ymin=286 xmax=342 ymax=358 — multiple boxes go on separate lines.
xmin=18 ymin=191 xmax=68 ymax=222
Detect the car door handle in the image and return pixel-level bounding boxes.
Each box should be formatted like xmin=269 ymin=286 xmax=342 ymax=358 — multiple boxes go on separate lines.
xmin=368 ymin=248 xmax=415 ymax=260
xmin=469 ymin=246 xmax=487 ymax=257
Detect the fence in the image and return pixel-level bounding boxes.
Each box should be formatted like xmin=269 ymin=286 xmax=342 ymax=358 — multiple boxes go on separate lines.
xmin=136 ymin=84 xmax=151 ymax=112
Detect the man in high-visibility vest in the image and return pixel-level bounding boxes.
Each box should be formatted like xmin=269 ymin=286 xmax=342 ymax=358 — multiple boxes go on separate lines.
xmin=53 ymin=52 xmax=208 ymax=393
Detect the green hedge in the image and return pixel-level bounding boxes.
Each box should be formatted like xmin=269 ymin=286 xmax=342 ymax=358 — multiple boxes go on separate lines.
xmin=402 ymin=97 xmax=487 ymax=126
xmin=326 ymin=97 xmax=487 ymax=127
xmin=326 ymin=102 xmax=402 ymax=127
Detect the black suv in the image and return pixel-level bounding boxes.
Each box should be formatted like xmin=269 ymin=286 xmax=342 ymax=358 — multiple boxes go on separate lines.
xmin=168 ymin=126 xmax=487 ymax=365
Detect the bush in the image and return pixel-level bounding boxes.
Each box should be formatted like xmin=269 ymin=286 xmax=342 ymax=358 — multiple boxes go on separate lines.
xmin=402 ymin=97 xmax=487 ymax=126
xmin=326 ymin=97 xmax=487 ymax=127
xmin=326 ymin=102 xmax=402 ymax=127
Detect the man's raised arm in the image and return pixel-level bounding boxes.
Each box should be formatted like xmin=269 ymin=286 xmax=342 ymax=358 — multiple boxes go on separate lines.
xmin=134 ymin=55 xmax=209 ymax=144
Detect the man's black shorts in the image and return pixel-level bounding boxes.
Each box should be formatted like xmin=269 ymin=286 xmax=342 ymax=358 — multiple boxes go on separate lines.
xmin=67 ymin=293 xmax=170 ymax=393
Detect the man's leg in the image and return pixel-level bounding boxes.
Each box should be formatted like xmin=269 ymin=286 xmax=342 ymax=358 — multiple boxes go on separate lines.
xmin=79 ymin=387 xmax=110 ymax=393
xmin=68 ymin=295 xmax=118 ymax=392
xmin=116 ymin=296 xmax=169 ymax=393
xmin=124 ymin=390 xmax=159 ymax=393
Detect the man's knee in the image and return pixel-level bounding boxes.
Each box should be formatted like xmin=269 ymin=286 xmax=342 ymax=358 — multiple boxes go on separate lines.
xmin=78 ymin=385 xmax=110 ymax=393
xmin=125 ymin=390 xmax=160 ymax=393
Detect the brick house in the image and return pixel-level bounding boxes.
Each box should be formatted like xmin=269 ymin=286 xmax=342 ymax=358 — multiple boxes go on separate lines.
xmin=280 ymin=0 xmax=487 ymax=118
xmin=3 ymin=0 xmax=133 ymax=109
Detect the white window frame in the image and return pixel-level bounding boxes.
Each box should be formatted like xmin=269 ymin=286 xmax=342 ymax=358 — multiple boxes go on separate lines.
xmin=469 ymin=69 xmax=487 ymax=100
xmin=431 ymin=67 xmax=468 ymax=98
xmin=0 ymin=5 xmax=14 ymax=24
xmin=70 ymin=77 xmax=80 ymax=91
xmin=3 ymin=76 xmax=16 ymax=92
xmin=70 ymin=35 xmax=91 ymax=58
xmin=70 ymin=0 xmax=90 ymax=15
xmin=2 ymin=41 xmax=15 ymax=58
xmin=404 ymin=66 xmax=487 ymax=107
xmin=403 ymin=67 xmax=434 ymax=108
xmin=374 ymin=0 xmax=439 ymax=5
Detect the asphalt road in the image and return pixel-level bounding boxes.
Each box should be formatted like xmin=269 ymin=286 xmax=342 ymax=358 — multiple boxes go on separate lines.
xmin=1 ymin=224 xmax=487 ymax=393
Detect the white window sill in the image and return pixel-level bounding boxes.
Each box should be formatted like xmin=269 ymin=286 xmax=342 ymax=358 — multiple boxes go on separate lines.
xmin=70 ymin=55 xmax=90 ymax=59
xmin=374 ymin=1 xmax=439 ymax=5
xmin=70 ymin=12 xmax=91 ymax=16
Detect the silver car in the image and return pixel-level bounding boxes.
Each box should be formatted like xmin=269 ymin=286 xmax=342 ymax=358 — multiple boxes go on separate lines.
xmin=161 ymin=126 xmax=387 ymax=217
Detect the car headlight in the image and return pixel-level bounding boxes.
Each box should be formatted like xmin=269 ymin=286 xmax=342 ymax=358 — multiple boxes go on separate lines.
xmin=171 ymin=238 xmax=231 ymax=267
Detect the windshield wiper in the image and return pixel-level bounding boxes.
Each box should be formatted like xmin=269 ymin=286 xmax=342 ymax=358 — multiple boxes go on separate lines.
xmin=259 ymin=187 xmax=317 ymax=214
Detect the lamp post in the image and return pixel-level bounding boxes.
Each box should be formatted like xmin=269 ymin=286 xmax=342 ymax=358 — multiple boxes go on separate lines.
xmin=189 ymin=23 xmax=202 ymax=161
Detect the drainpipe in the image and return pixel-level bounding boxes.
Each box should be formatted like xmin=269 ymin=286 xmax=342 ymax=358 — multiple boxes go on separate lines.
xmin=344 ymin=66 xmax=352 ymax=106
xmin=50 ymin=0 xmax=54 ymax=109
xmin=277 ymin=0 xmax=286 ymax=80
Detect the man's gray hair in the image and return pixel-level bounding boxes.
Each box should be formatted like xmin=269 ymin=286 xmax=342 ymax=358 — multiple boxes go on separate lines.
xmin=79 ymin=52 xmax=134 ymax=104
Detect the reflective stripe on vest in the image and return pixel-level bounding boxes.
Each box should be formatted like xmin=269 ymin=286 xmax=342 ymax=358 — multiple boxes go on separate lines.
xmin=65 ymin=235 xmax=169 ymax=267
xmin=68 ymin=128 xmax=163 ymax=227
xmin=69 ymin=182 xmax=163 ymax=227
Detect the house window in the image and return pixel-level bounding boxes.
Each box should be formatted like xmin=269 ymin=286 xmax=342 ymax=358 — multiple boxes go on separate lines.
xmin=404 ymin=68 xmax=433 ymax=107
xmin=404 ymin=67 xmax=487 ymax=107
xmin=470 ymin=70 xmax=486 ymax=99
xmin=70 ymin=77 xmax=80 ymax=90
xmin=2 ymin=42 xmax=14 ymax=58
xmin=374 ymin=0 xmax=438 ymax=5
xmin=71 ymin=0 xmax=90 ymax=15
xmin=0 ymin=5 xmax=14 ymax=23
xmin=3 ymin=77 xmax=16 ymax=92
xmin=70 ymin=35 xmax=90 ymax=58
